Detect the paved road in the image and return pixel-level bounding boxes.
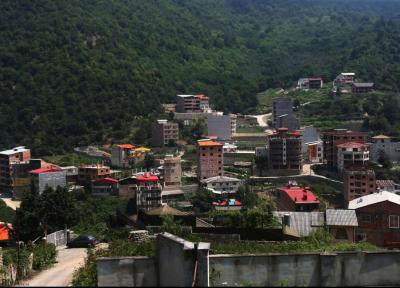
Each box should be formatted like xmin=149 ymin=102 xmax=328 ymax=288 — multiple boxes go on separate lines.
xmin=249 ymin=113 xmax=271 ymax=128
xmin=20 ymin=247 xmax=87 ymax=287
xmin=0 ymin=195 xmax=21 ymax=210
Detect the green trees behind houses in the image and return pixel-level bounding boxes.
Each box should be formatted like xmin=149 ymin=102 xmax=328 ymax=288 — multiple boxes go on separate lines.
xmin=2 ymin=1 xmax=400 ymax=153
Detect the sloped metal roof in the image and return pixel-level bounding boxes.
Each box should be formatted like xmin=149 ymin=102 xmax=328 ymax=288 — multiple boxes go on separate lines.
xmin=326 ymin=209 xmax=358 ymax=226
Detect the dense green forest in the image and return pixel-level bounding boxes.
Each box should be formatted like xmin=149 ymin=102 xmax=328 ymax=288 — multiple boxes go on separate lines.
xmin=1 ymin=0 xmax=400 ymax=154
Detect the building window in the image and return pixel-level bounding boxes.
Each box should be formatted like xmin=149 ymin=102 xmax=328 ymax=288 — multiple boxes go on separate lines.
xmin=360 ymin=214 xmax=371 ymax=223
xmin=389 ymin=215 xmax=400 ymax=228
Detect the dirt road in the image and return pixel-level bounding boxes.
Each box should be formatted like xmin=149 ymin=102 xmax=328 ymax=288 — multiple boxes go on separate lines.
xmin=20 ymin=247 xmax=87 ymax=287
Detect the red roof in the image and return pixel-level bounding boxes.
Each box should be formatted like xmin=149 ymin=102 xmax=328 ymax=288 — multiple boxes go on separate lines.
xmin=308 ymin=77 xmax=323 ymax=81
xmin=30 ymin=168 xmax=63 ymax=174
xmin=279 ymin=186 xmax=319 ymax=204
xmin=336 ymin=142 xmax=369 ymax=149
xmin=196 ymin=94 xmax=209 ymax=100
xmin=93 ymin=177 xmax=119 ymax=184
xmin=291 ymin=130 xmax=302 ymax=137
xmin=136 ymin=173 xmax=159 ymax=182
xmin=117 ymin=144 xmax=135 ymax=149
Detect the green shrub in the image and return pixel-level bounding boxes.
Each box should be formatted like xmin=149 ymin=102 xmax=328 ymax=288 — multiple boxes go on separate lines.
xmin=31 ymin=243 xmax=57 ymax=271
xmin=72 ymin=250 xmax=97 ymax=287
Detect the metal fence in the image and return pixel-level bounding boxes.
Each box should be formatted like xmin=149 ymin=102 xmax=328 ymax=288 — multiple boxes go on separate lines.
xmin=45 ymin=229 xmax=69 ymax=246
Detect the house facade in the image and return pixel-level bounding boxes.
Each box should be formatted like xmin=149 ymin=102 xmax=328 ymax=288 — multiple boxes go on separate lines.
xmin=151 ymin=120 xmax=179 ymax=147
xmin=322 ymin=129 xmax=368 ymax=169
xmin=276 ymin=184 xmax=320 ymax=212
xmin=349 ymin=191 xmax=400 ymax=248
xmin=268 ymin=128 xmax=303 ymax=172
xmin=201 ymin=176 xmax=243 ymax=194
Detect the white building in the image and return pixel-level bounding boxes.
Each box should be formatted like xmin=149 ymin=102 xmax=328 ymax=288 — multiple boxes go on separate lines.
xmin=201 ymin=176 xmax=244 ymax=194
xmin=337 ymin=142 xmax=369 ymax=171
xmin=223 ymin=143 xmax=237 ymax=153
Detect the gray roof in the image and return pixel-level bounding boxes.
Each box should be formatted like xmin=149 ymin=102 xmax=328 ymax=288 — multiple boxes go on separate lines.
xmin=325 ymin=209 xmax=358 ymax=226
xmin=273 ymin=211 xmax=324 ymax=237
xmin=274 ymin=210 xmax=358 ymax=237
xmin=353 ymin=82 xmax=374 ymax=88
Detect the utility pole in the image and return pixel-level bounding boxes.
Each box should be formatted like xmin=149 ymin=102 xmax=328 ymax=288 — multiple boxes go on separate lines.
xmin=16 ymin=208 xmax=21 ymax=281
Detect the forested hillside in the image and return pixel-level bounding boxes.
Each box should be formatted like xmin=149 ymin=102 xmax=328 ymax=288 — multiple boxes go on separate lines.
xmin=1 ymin=0 xmax=400 ymax=154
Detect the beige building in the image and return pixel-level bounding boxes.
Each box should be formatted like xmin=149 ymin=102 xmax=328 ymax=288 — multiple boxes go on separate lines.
xmin=163 ymin=155 xmax=181 ymax=186
xmin=151 ymin=120 xmax=179 ymax=147
xmin=197 ymin=139 xmax=223 ymax=180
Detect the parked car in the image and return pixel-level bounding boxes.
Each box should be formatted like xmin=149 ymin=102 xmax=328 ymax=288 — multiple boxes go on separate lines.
xmin=66 ymin=235 xmax=98 ymax=248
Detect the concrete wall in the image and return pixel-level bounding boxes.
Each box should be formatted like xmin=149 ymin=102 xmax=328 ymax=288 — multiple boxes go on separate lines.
xmin=97 ymin=256 xmax=157 ymax=287
xmin=96 ymin=233 xmax=400 ymax=287
xmin=209 ymin=251 xmax=400 ymax=287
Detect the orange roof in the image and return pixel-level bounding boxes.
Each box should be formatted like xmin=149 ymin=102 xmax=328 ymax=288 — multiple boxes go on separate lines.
xmin=197 ymin=140 xmax=223 ymax=147
xmin=0 ymin=223 xmax=12 ymax=241
xmin=117 ymin=144 xmax=135 ymax=149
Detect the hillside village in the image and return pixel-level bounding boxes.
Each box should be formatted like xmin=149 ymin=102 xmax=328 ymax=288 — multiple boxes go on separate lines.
xmin=1 ymin=71 xmax=400 ymax=286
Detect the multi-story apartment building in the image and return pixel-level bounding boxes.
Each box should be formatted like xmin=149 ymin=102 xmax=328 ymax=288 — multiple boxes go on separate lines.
xmin=322 ymin=129 xmax=368 ymax=169
xmin=163 ymin=155 xmax=181 ymax=186
xmin=272 ymin=97 xmax=293 ymax=127
xmin=276 ymin=184 xmax=320 ymax=212
xmin=151 ymin=120 xmax=179 ymax=147
xmin=30 ymin=168 xmax=67 ymax=194
xmin=349 ymin=191 xmax=400 ymax=248
xmin=268 ymin=128 xmax=303 ymax=172
xmin=111 ymin=144 xmax=135 ymax=168
xmin=77 ymin=164 xmax=111 ymax=186
xmin=118 ymin=173 xmax=162 ymax=211
xmin=176 ymin=94 xmax=210 ymax=113
xmin=197 ymin=139 xmax=223 ymax=180
xmin=337 ymin=142 xmax=370 ymax=172
xmin=0 ymin=146 xmax=31 ymax=192
xmin=207 ymin=114 xmax=237 ymax=140
xmin=369 ymin=134 xmax=400 ymax=162
xmin=343 ymin=166 xmax=376 ymax=203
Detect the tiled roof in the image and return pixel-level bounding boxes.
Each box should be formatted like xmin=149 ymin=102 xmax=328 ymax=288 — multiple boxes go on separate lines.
xmin=326 ymin=209 xmax=358 ymax=226
xmin=145 ymin=204 xmax=189 ymax=216
xmin=30 ymin=168 xmax=63 ymax=174
xmin=197 ymin=140 xmax=223 ymax=147
xmin=348 ymin=191 xmax=400 ymax=209
xmin=117 ymin=144 xmax=135 ymax=149
xmin=93 ymin=177 xmax=119 ymax=184
xmin=136 ymin=173 xmax=159 ymax=182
